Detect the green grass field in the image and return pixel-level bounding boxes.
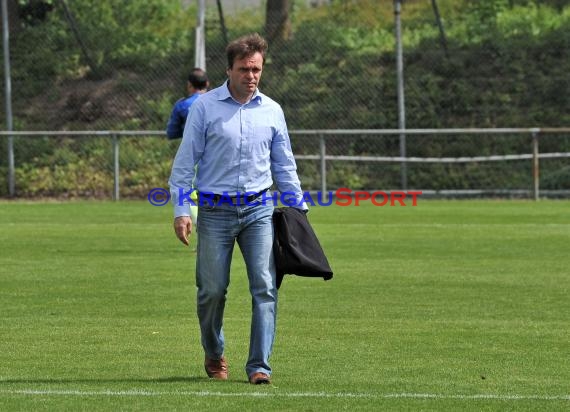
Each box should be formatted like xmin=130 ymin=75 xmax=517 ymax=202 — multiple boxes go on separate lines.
xmin=1 ymin=199 xmax=569 ymax=411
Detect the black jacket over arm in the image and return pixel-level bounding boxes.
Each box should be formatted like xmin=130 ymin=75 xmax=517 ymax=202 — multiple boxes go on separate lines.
xmin=272 ymin=207 xmax=333 ymax=289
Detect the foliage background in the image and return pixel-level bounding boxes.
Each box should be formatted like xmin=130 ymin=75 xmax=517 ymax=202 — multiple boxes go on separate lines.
xmin=0 ymin=0 xmax=569 ymax=197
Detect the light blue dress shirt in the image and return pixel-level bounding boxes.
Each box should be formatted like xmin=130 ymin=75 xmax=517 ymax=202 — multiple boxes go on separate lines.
xmin=169 ymin=81 xmax=306 ymax=217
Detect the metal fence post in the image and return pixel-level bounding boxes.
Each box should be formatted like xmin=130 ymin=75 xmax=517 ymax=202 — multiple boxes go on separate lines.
xmin=195 ymin=0 xmax=206 ymax=69
xmin=394 ymin=0 xmax=407 ymax=190
xmin=112 ymin=134 xmax=120 ymax=201
xmin=2 ymin=0 xmax=15 ymax=196
xmin=319 ymin=134 xmax=326 ymax=195
xmin=532 ymin=129 xmax=539 ymax=201
xmin=6 ymin=135 xmax=14 ymax=196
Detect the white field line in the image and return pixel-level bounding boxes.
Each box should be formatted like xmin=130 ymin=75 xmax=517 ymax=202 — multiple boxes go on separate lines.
xmin=0 ymin=389 xmax=569 ymax=401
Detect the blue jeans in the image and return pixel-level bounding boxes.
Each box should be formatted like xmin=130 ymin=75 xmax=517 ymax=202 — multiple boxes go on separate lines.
xmin=196 ymin=201 xmax=276 ymax=378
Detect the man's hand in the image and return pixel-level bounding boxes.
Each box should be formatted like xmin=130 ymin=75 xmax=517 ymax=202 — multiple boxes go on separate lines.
xmin=173 ymin=216 xmax=193 ymax=246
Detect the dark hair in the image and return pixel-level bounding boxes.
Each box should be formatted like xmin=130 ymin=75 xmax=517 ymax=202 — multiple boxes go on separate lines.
xmin=226 ymin=33 xmax=268 ymax=69
xmin=188 ymin=68 xmax=208 ymax=90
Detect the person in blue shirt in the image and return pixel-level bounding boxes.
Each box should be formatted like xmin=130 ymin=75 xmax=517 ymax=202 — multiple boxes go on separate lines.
xmin=169 ymin=33 xmax=307 ymax=385
xmin=166 ymin=68 xmax=209 ymax=140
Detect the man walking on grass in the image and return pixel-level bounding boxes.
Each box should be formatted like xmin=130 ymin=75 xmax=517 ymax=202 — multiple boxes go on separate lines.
xmin=168 ymin=33 xmax=307 ymax=384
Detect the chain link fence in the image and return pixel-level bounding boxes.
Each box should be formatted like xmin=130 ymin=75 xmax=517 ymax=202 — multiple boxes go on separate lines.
xmin=1 ymin=0 xmax=569 ymax=198
xmin=3 ymin=128 xmax=568 ymax=200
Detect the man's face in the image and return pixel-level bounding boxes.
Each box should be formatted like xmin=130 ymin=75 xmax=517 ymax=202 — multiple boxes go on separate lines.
xmin=227 ymin=52 xmax=263 ymax=102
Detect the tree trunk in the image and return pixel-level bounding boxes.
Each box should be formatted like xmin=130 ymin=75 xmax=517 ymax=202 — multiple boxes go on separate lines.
xmin=265 ymin=0 xmax=291 ymax=45
xmin=431 ymin=0 xmax=449 ymax=58
xmin=7 ymin=0 xmax=21 ymax=33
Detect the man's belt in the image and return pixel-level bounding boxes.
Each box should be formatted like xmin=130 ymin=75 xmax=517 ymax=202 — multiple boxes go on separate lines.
xmin=205 ymin=187 xmax=271 ymax=204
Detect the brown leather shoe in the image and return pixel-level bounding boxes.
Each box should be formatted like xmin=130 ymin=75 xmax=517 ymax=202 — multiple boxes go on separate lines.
xmin=204 ymin=356 xmax=228 ymax=380
xmin=249 ymin=372 xmax=271 ymax=385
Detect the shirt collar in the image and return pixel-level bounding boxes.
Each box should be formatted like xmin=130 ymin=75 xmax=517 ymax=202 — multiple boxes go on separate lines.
xmin=218 ymin=80 xmax=262 ymax=105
